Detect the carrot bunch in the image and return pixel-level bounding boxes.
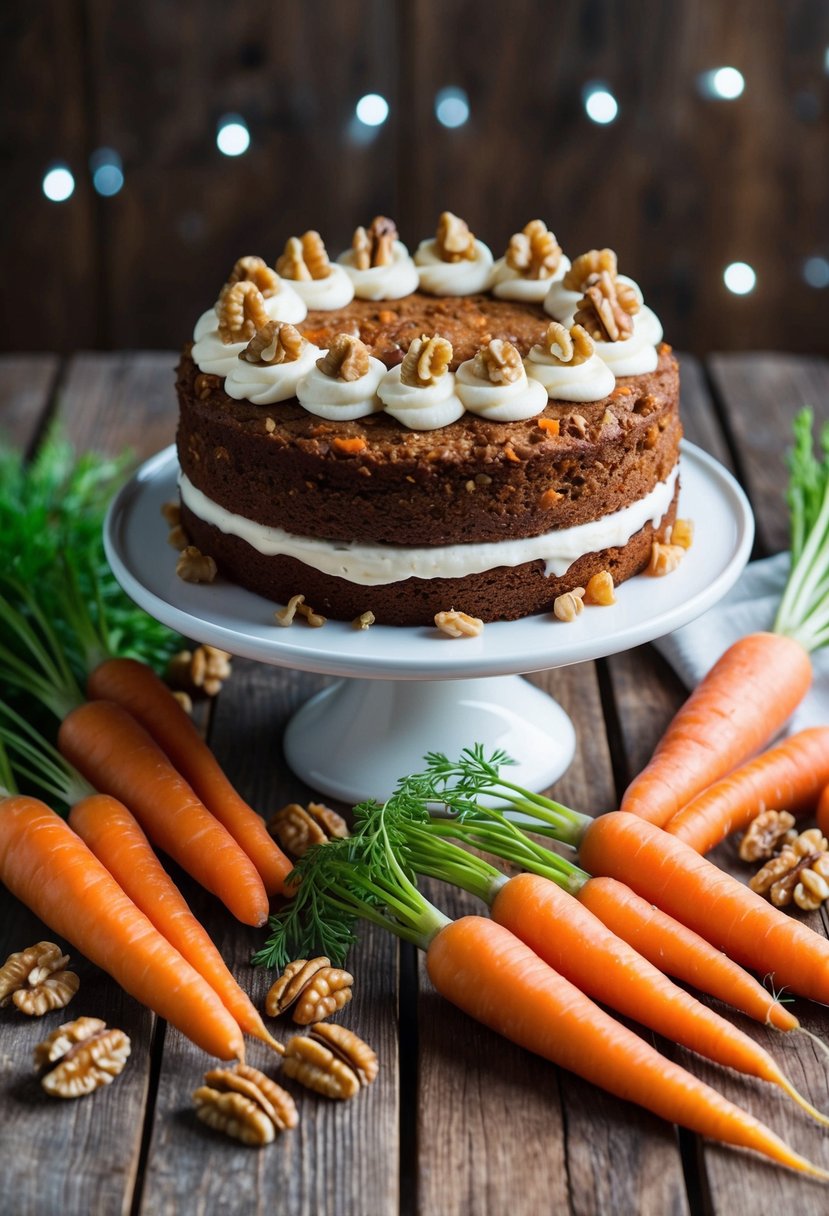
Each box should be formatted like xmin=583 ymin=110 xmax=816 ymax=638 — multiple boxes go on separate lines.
xmin=622 ymin=407 xmax=829 ymax=836
xmin=255 ymin=793 xmax=829 ymax=1179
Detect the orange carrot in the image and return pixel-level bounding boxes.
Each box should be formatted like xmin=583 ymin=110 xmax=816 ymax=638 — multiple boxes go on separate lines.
xmin=68 ymin=794 xmax=280 ymax=1052
xmin=426 ymin=916 xmax=827 ymax=1178
xmin=58 ymin=700 xmax=269 ymax=927
xmin=816 ymin=784 xmax=829 ymax=838
xmin=575 ymin=875 xmax=798 ymax=1032
xmin=0 ymin=794 xmax=245 ymax=1060
xmin=579 ymin=810 xmax=829 ymax=1004
xmin=666 ymin=727 xmax=829 ymax=854
xmin=86 ymin=658 xmax=291 ymax=896
xmin=620 ymin=633 xmax=812 ymax=826
xmin=490 ymin=872 xmax=815 ymax=1112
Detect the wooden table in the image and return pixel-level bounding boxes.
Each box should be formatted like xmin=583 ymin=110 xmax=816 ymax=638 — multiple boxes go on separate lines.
xmin=1 ymin=349 xmax=829 ymax=1216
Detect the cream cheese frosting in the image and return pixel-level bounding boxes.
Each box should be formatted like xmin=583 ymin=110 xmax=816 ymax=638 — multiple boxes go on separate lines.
xmin=179 ymin=463 xmax=679 ymax=585
xmin=285 ymin=263 xmax=355 ymax=310
xmin=224 ymin=340 xmax=322 ymax=406
xmin=378 ymin=364 xmax=465 ymax=431
xmin=590 ymin=320 xmax=660 ymax=376
xmin=191 ymin=287 xmax=308 ymax=376
xmin=414 ymin=238 xmax=494 ymax=295
xmin=296 ymin=355 xmax=387 ymax=420
xmin=526 ymin=342 xmax=616 ymax=402
xmin=455 ymin=358 xmax=548 ymax=421
xmin=543 ymin=273 xmax=644 ymax=325
xmin=337 ymin=239 xmax=420 ymax=300
xmin=490 ymin=254 xmax=572 ymax=303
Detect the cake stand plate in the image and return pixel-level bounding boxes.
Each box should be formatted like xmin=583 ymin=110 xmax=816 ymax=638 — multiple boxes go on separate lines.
xmin=104 ymin=442 xmax=754 ymax=801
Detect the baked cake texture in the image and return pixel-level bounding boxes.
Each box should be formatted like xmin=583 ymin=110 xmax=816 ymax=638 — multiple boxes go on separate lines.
xmin=175 ymin=216 xmax=683 ymax=626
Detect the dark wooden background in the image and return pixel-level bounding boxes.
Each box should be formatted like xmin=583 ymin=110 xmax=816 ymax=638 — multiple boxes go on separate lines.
xmin=2 ymin=0 xmax=828 ymax=357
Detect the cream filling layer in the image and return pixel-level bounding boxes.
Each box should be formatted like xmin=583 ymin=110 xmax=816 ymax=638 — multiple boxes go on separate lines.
xmin=179 ymin=463 xmax=678 ymax=586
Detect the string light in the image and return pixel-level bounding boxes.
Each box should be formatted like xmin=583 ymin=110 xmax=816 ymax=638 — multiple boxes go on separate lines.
xmin=803 ymin=256 xmax=829 ymax=289
xmin=90 ymin=148 xmax=124 ymax=197
xmin=216 ymin=114 xmax=250 ymax=157
xmin=435 ymin=87 xmax=470 ymax=128
xmin=355 ymin=94 xmax=389 ymax=127
xmin=582 ymin=83 xmax=618 ymax=125
xmin=42 ymin=164 xmax=75 ymax=202
xmin=697 ymin=67 xmax=745 ymax=100
xmin=723 ymin=262 xmax=756 ymax=295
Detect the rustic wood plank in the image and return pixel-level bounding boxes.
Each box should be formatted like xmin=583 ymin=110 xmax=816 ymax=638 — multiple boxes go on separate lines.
xmin=137 ymin=662 xmax=400 ymax=1215
xmin=708 ymin=352 xmax=829 ymax=555
xmin=57 ymin=351 xmax=178 ymax=458
xmin=416 ymin=663 xmax=690 ymax=1216
xmin=0 ymin=355 xmax=62 ymax=450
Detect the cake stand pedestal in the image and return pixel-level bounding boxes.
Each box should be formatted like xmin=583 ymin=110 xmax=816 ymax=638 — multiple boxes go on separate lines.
xmin=104 ymin=442 xmax=754 ymax=803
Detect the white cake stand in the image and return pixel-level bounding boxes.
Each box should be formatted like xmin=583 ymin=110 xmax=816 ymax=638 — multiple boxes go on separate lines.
xmin=104 ymin=442 xmax=754 ymax=803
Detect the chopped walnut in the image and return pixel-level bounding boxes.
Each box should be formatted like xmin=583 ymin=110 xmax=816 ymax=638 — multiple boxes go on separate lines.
xmin=176 ymin=545 xmax=217 ymax=584
xmin=35 ymin=1017 xmax=130 ymax=1099
xmin=505 ymin=219 xmax=562 ymax=280
xmin=646 ymin=540 xmax=685 ymax=577
xmin=199 ymin=1063 xmax=298 ymax=1140
xmin=471 ymin=339 xmax=524 ymax=385
xmin=217 ymin=280 xmax=271 ymax=344
xmin=562 ymin=248 xmax=618 ymax=292
xmin=400 ymin=334 xmax=453 ymax=387
xmin=352 ymin=610 xmax=375 ymax=630
xmin=538 ymin=322 xmax=594 ymax=367
xmin=0 ymin=942 xmax=79 ymax=1017
xmin=749 ymin=827 xmax=829 ymax=910
xmin=226 ymin=255 xmax=281 ymax=299
xmin=161 ymin=501 xmax=181 ymax=528
xmin=434 ymin=610 xmax=484 ymax=638
xmin=275 ymin=593 xmax=305 ymax=626
xmin=194 ymin=372 xmax=222 ymax=400
xmin=317 ymin=333 xmax=371 ymax=382
xmin=351 ymin=216 xmax=398 ymax=269
xmin=739 ymin=809 xmax=797 ymax=862
xmin=435 ymin=211 xmax=477 ymax=262
xmin=265 ymin=956 xmax=354 ymax=1024
xmin=563 ymin=413 xmax=588 ymax=439
xmin=167 ymin=645 xmax=233 ymax=698
xmin=277 ymin=231 xmax=332 ymax=281
xmin=584 ymin=570 xmax=616 ymax=606
xmin=671 ymin=518 xmax=695 ymax=549
xmin=240 ymin=321 xmax=305 ymax=366
xmin=554 ymin=588 xmax=586 ymax=622
xmin=296 ymin=600 xmax=326 ymax=627
xmin=282 ymin=1022 xmax=377 ymax=1099
xmin=573 ymin=271 xmax=639 ymax=342
xmin=268 ymin=800 xmax=349 ymax=858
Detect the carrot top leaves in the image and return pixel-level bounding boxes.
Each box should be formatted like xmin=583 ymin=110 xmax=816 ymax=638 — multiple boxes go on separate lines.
xmin=774 ymin=408 xmax=829 ymax=651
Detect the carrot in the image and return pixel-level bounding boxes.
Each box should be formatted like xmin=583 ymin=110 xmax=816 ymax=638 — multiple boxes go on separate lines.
xmin=427 ymin=916 xmax=827 ymax=1177
xmin=86 ymin=658 xmax=291 ymax=896
xmin=666 ymin=727 xmax=829 ymax=853
xmin=58 ymin=700 xmax=269 ymax=927
xmin=579 ymin=810 xmax=829 ymax=1005
xmin=574 ymin=875 xmax=798 ymax=1033
xmin=620 ymin=632 xmax=812 ymax=827
xmin=0 ymin=794 xmax=245 ymax=1060
xmin=489 ymin=871 xmax=823 ymax=1117
xmin=816 ymin=784 xmax=829 ymax=838
xmin=68 ymin=793 xmax=281 ymax=1053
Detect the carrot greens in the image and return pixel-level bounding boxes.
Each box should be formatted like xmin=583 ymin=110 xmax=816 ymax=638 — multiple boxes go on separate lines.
xmin=774 ymin=407 xmax=829 ymax=649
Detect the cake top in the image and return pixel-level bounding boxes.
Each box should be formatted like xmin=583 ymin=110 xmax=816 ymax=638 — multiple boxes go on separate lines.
xmin=190 ymin=214 xmax=664 ymax=431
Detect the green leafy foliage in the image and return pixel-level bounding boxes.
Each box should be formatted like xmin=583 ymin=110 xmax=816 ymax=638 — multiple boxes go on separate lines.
xmin=0 ymin=427 xmax=181 ymax=676
xmin=775 ymin=408 xmax=829 ymax=650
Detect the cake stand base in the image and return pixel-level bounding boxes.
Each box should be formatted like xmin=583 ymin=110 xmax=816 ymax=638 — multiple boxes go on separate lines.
xmin=282 ymin=674 xmax=576 ymax=804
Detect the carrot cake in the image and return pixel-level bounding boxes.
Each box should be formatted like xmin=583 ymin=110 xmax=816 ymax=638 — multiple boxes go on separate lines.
xmin=176 ymin=215 xmax=680 ymax=626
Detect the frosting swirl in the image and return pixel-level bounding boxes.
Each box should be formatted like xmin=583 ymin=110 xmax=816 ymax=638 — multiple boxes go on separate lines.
xmin=224 ymin=339 xmax=321 ymax=405
xmin=191 ymin=287 xmax=308 ymax=376
xmin=337 ymin=239 xmax=420 ymax=300
xmin=378 ymin=364 xmax=465 ymax=430
xmin=296 ymin=354 xmax=387 ymax=421
xmin=544 ymin=272 xmax=644 ymax=324
xmin=285 ymin=263 xmax=355 ymax=310
xmin=490 ymin=254 xmax=571 ymax=302
xmin=414 ymin=238 xmax=494 ymax=295
xmin=455 ymin=356 xmax=547 ymax=421
xmin=591 ymin=320 xmax=659 ymax=376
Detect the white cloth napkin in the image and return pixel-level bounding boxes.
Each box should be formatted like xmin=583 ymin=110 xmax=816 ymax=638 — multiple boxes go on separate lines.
xmin=653 ymin=552 xmax=829 ymax=733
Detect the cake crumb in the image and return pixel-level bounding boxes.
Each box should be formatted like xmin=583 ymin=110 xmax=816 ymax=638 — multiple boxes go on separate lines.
xmin=275 ymin=594 xmax=305 ymax=626
xmin=176 ymin=546 xmax=217 ymax=584
xmin=646 ymin=541 xmax=685 ymax=577
xmin=584 ymin=571 xmax=616 ymax=606
xmin=435 ymin=610 xmax=484 ymax=638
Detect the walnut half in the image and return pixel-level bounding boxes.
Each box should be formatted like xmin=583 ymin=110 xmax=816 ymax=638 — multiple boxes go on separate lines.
xmin=35 ymin=1017 xmax=131 ymax=1099
xmin=0 ymin=942 xmax=79 ymax=1016
xmin=265 ymin=956 xmax=354 ymax=1024
xmin=195 ymin=1062 xmax=298 ymax=1145
xmin=282 ymin=1022 xmax=378 ymax=1099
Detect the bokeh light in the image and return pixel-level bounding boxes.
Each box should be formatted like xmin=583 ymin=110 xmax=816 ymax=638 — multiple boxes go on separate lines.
xmin=42 ymin=164 xmax=75 ymax=202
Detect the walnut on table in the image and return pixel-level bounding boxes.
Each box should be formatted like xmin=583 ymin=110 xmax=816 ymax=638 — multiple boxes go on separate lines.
xmin=748 ymin=824 xmax=829 ymax=911
xmin=268 ymin=800 xmax=350 ymax=858
xmin=194 ymin=1062 xmax=298 ymax=1145
xmin=34 ymin=1016 xmax=131 ymax=1098
xmin=0 ymin=942 xmax=79 ymax=1016
xmin=167 ymin=645 xmax=233 ymax=698
xmin=265 ymin=956 xmax=354 ymax=1024
xmin=282 ymin=1022 xmax=378 ymax=1099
